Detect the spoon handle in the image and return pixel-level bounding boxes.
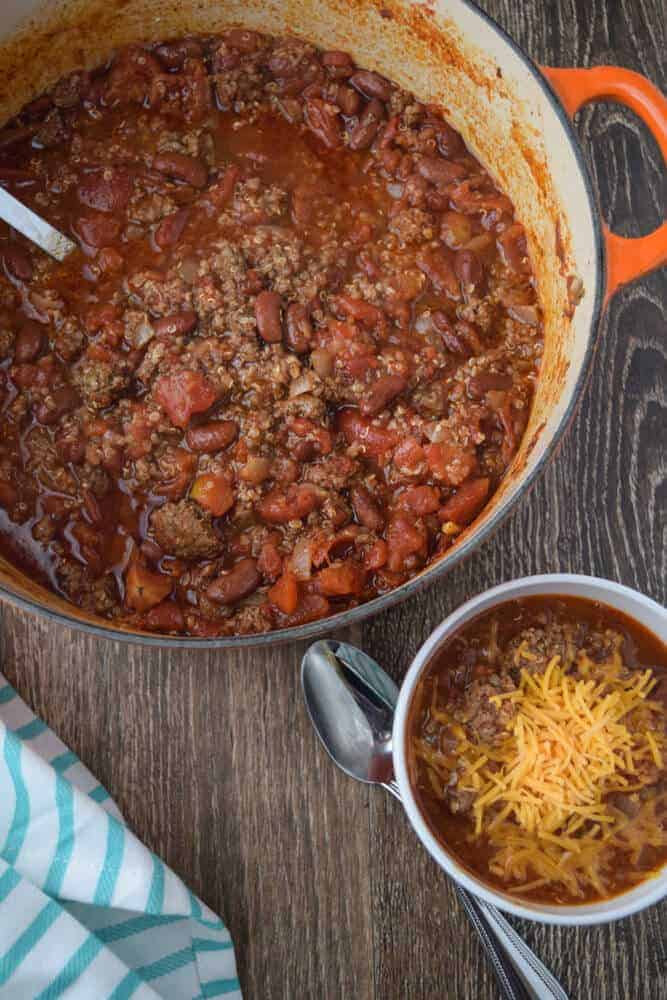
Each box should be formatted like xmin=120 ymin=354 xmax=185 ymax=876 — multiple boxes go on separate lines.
xmin=455 ymin=887 xmax=531 ymax=1000
xmin=475 ymin=900 xmax=569 ymax=1000
xmin=0 ymin=187 xmax=76 ymax=260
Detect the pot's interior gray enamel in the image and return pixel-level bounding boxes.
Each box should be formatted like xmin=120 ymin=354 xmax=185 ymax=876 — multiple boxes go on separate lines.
xmin=0 ymin=0 xmax=602 ymax=645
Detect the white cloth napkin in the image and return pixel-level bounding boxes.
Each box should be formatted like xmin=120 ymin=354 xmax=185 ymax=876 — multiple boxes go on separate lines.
xmin=0 ymin=675 xmax=241 ymax=999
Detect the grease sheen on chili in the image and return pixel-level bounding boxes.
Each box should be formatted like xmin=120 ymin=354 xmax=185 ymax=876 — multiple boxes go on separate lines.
xmin=0 ymin=32 xmax=543 ymax=636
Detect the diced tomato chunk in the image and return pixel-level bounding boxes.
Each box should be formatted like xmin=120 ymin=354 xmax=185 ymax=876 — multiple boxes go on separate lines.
xmin=397 ymin=485 xmax=441 ymax=515
xmin=283 ymin=593 xmax=330 ymax=626
xmin=438 ymin=478 xmax=490 ymax=526
xmin=268 ymin=571 xmax=299 ymax=614
xmin=386 ymin=514 xmax=427 ymax=572
xmin=125 ymin=562 xmax=173 ymax=611
xmin=144 ymin=600 xmax=185 ymax=632
xmin=190 ymin=473 xmax=235 ymax=517
xmin=424 ymin=441 xmax=477 ymax=486
xmin=364 ymin=538 xmax=388 ymax=571
xmin=155 ymin=369 xmax=218 ymax=429
xmin=392 ymin=436 xmax=427 ymax=473
xmin=290 ymin=417 xmax=333 ymax=455
xmin=335 ymin=294 xmax=384 ymax=328
xmin=316 ymin=561 xmax=366 ymax=596
xmin=256 ymin=484 xmax=325 ymax=524
xmin=258 ymin=541 xmax=283 ymax=581
xmin=338 ymin=409 xmax=398 ymax=458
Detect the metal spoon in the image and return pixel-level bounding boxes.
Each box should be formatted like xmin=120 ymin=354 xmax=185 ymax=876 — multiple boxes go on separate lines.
xmin=0 ymin=186 xmax=76 ymax=260
xmin=301 ymin=639 xmax=569 ymax=1000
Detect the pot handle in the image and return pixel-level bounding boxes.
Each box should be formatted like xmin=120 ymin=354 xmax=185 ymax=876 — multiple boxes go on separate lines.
xmin=541 ymin=65 xmax=667 ymax=302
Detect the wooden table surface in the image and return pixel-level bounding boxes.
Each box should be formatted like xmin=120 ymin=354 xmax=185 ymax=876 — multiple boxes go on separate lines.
xmin=1 ymin=0 xmax=665 ymax=997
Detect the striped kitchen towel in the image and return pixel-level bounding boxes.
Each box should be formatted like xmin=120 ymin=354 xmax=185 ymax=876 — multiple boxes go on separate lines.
xmin=0 ymin=675 xmax=241 ymax=999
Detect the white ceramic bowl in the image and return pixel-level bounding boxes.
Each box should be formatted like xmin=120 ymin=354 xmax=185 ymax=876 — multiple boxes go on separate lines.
xmin=393 ymin=574 xmax=667 ymax=925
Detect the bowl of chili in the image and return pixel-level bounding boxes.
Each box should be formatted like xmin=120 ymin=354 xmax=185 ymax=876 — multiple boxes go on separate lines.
xmin=393 ymin=574 xmax=667 ymax=924
xmin=0 ymin=1 xmax=664 ymax=645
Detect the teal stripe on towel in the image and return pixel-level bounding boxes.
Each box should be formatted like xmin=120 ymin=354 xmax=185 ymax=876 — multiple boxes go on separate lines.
xmin=35 ymin=935 xmax=103 ymax=1000
xmin=43 ymin=778 xmax=75 ymax=897
xmin=193 ymin=938 xmax=234 ymax=953
xmin=146 ymin=854 xmax=165 ymax=914
xmin=0 ymin=868 xmax=20 ymax=904
xmin=1 ymin=734 xmax=29 ymax=865
xmin=201 ymin=978 xmax=241 ymax=997
xmin=0 ymin=687 xmax=16 ymax=705
xmin=97 ymin=914 xmax=181 ymax=944
xmin=93 ymin=816 xmax=124 ymax=906
xmin=0 ymin=900 xmax=61 ymax=985
xmin=14 ymin=719 xmax=47 ymax=741
xmin=50 ymin=751 xmax=78 ymax=774
xmin=135 ymin=946 xmax=192 ymax=981
xmin=89 ymin=785 xmax=110 ymax=804
xmin=108 ymin=970 xmax=142 ymax=1000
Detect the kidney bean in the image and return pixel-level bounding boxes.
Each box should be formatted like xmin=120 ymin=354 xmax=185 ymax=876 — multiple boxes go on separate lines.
xmin=431 ymin=119 xmax=465 ymax=158
xmin=350 ymin=70 xmax=392 ymax=101
xmin=35 ymin=385 xmax=81 ymax=425
xmin=206 ymin=558 xmax=261 ymax=605
xmin=433 ymin=312 xmax=476 ymax=357
xmin=438 ymin=477 xmax=490 ymax=525
xmin=350 ymin=484 xmax=385 ymax=532
xmin=255 ymin=290 xmax=283 ymax=343
xmin=498 ymin=223 xmax=530 ymax=273
xmin=304 ymin=98 xmax=343 ymax=148
xmin=416 ymin=248 xmax=460 ymax=299
xmin=361 ymin=374 xmax=408 ymax=417
xmin=416 ymin=155 xmax=467 ymax=187
xmin=77 ymin=167 xmax=133 ymax=213
xmin=153 ymin=310 xmax=198 ymax=338
xmin=322 ymin=50 xmax=354 ymax=77
xmin=336 ymin=294 xmax=383 ymax=327
xmin=226 ymin=29 xmax=262 ymax=52
xmin=285 ymin=303 xmax=313 ymax=353
xmin=14 ymin=321 xmax=47 ymax=363
xmin=468 ymin=372 xmax=513 ymax=399
xmin=202 ymin=164 xmax=239 ymax=213
xmin=154 ymin=206 xmax=191 ymax=249
xmin=402 ymin=172 xmax=429 ymax=206
xmin=186 ymin=420 xmax=238 ymax=453
xmin=2 ymin=244 xmax=33 ymax=282
xmin=153 ymin=151 xmax=208 ymax=188
xmin=74 ymin=211 xmax=121 ymax=248
xmin=455 ymin=249 xmax=485 ymax=293
xmin=332 ymin=84 xmax=361 ymax=116
xmin=155 ymin=38 xmax=203 ymax=70
xmin=349 ymin=98 xmax=385 ymax=151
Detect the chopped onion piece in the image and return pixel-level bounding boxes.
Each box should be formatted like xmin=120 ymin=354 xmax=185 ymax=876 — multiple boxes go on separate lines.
xmin=289 ymin=537 xmax=313 ymax=580
xmin=133 ymin=317 xmax=155 ymax=347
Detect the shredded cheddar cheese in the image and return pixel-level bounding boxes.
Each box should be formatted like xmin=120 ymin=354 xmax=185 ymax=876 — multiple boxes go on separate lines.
xmin=417 ymin=642 xmax=667 ymax=898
